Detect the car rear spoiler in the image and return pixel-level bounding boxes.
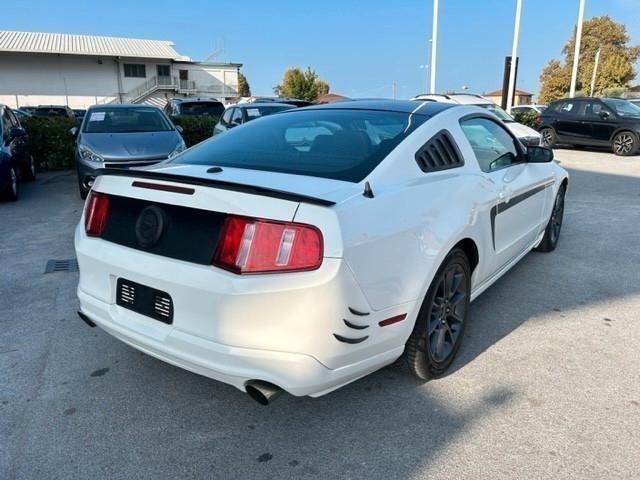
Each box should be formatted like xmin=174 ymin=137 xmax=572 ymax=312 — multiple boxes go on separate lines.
xmin=94 ymin=168 xmax=336 ymax=207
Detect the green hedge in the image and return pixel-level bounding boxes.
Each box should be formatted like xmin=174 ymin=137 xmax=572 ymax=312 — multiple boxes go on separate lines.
xmin=22 ymin=117 xmax=77 ymax=171
xmin=20 ymin=115 xmax=219 ymax=172
xmin=512 ymin=110 xmax=539 ymax=129
xmin=170 ymin=115 xmax=218 ymax=148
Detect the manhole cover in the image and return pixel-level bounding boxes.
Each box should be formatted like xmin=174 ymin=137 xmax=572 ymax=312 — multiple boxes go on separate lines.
xmin=45 ymin=259 xmax=79 ymax=273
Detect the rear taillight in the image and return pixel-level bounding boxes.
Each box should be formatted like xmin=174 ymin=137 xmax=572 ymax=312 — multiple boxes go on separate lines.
xmin=84 ymin=191 xmax=110 ymax=236
xmin=213 ymin=215 xmax=323 ymax=274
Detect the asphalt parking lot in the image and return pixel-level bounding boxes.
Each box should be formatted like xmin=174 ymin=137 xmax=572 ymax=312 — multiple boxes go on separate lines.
xmin=1 ymin=149 xmax=639 ymax=480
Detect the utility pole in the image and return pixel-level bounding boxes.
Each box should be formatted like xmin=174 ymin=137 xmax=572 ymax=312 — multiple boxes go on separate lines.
xmin=429 ymin=0 xmax=439 ymax=93
xmin=590 ymin=48 xmax=601 ymax=97
xmin=506 ymin=0 xmax=522 ymax=114
xmin=392 ymin=81 xmax=397 ymax=100
xmin=569 ymin=0 xmax=586 ymax=98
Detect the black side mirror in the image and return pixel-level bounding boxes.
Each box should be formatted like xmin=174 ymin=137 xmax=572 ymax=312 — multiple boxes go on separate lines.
xmin=69 ymin=126 xmax=79 ymax=137
xmin=6 ymin=127 xmax=26 ymax=145
xmin=10 ymin=127 xmax=26 ymax=139
xmin=599 ymin=110 xmax=610 ymax=120
xmin=527 ymin=145 xmax=554 ymax=163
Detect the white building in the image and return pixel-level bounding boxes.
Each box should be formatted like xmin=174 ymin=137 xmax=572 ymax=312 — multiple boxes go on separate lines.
xmin=0 ymin=31 xmax=242 ymax=108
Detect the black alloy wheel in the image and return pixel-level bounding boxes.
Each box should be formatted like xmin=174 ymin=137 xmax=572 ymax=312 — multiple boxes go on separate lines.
xmin=428 ymin=263 xmax=468 ymax=363
xmin=540 ymin=128 xmax=556 ymax=148
xmin=404 ymin=248 xmax=471 ymax=380
xmin=612 ymin=132 xmax=637 ymax=156
xmin=535 ymin=184 xmax=566 ymax=253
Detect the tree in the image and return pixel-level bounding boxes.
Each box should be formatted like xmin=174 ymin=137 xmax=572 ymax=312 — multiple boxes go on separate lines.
xmin=538 ymin=16 xmax=640 ymax=103
xmin=238 ymin=72 xmax=251 ymax=97
xmin=274 ymin=67 xmax=330 ymax=102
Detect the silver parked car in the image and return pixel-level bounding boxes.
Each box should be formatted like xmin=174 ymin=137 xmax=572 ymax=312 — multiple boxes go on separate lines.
xmin=213 ymin=102 xmax=295 ymax=135
xmin=72 ymin=104 xmax=185 ymax=198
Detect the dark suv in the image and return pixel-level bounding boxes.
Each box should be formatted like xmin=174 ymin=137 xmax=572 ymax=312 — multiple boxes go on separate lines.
xmin=538 ymin=97 xmax=640 ymax=156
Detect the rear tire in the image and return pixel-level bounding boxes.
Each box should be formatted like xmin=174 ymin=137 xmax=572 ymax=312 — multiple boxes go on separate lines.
xmin=612 ymin=131 xmax=637 ymax=156
xmin=404 ymin=248 xmax=471 ymax=380
xmin=540 ymin=127 xmax=557 ymax=148
xmin=535 ymin=184 xmax=566 ymax=253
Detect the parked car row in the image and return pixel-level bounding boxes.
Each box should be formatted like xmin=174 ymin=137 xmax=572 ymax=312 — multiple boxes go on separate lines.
xmin=411 ymin=93 xmax=544 ymax=147
xmin=0 ymin=104 xmax=35 ymax=201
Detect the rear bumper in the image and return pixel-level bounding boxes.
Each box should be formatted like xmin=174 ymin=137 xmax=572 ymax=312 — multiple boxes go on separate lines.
xmin=75 ymin=224 xmax=412 ymax=397
xmin=78 ymin=288 xmax=403 ymax=397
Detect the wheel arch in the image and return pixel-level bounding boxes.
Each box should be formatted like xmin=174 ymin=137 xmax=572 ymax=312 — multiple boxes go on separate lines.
xmin=452 ymin=237 xmax=479 ymax=274
xmin=609 ymin=128 xmax=639 ymax=143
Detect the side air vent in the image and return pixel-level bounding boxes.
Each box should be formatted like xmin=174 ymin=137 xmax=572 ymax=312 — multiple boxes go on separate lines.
xmin=415 ymin=130 xmax=464 ymax=173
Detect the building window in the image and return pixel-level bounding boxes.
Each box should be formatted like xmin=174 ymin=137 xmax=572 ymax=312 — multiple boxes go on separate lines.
xmin=157 ymin=65 xmax=171 ymax=78
xmin=124 ymin=64 xmax=146 ymax=78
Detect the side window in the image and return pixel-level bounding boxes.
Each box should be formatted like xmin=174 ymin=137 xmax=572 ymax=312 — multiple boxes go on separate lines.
xmin=230 ymin=108 xmax=243 ymax=126
xmin=6 ymin=109 xmax=18 ymax=128
xmin=460 ymin=117 xmax=520 ymax=173
xmin=220 ymin=108 xmax=233 ymax=126
xmin=123 ymin=64 xmax=146 ymax=78
xmin=2 ymin=109 xmax=12 ymax=139
xmin=558 ymin=101 xmax=585 ymax=116
xmin=585 ymin=101 xmax=612 ymax=119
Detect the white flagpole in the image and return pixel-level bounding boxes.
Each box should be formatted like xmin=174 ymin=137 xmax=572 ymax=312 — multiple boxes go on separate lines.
xmin=569 ymin=0 xmax=586 ymax=98
xmin=590 ymin=48 xmax=600 ymax=97
xmin=506 ymin=0 xmax=522 ymax=114
xmin=429 ymin=0 xmax=439 ymax=94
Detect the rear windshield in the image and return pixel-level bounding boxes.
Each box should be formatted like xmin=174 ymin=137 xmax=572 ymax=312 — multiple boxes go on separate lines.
xmin=83 ymin=107 xmax=173 ymax=133
xmin=476 ymin=103 xmax=514 ymax=122
xmin=244 ymin=105 xmax=294 ymax=120
xmin=178 ymin=102 xmax=225 ymax=116
xmin=171 ymin=109 xmax=428 ymax=182
xmin=33 ymin=108 xmax=68 ymax=117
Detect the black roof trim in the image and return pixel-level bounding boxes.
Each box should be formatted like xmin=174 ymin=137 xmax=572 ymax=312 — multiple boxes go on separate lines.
xmin=94 ymin=168 xmax=336 ymax=207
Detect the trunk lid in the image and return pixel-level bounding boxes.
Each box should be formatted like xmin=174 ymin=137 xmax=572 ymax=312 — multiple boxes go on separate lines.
xmin=90 ymin=165 xmax=355 ymax=265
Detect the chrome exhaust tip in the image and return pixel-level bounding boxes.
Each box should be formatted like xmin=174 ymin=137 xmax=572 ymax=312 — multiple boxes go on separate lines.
xmin=245 ymin=380 xmax=282 ymax=405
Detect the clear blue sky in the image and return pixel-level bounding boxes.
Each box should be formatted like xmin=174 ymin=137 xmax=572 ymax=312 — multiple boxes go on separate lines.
xmin=3 ymin=0 xmax=639 ymax=100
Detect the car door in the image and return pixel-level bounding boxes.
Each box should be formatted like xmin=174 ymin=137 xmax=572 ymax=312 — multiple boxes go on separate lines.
xmin=584 ymin=100 xmax=617 ymax=145
xmin=554 ymin=99 xmax=588 ymax=143
xmin=460 ymin=116 xmax=553 ymax=271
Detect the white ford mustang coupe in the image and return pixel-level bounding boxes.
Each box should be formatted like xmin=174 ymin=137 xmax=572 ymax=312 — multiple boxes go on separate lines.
xmin=75 ymin=100 xmax=568 ymax=404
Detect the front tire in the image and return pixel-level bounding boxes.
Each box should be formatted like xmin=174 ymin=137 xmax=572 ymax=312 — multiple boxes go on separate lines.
xmin=535 ymin=184 xmax=566 ymax=252
xmin=404 ymin=248 xmax=471 ymax=380
xmin=2 ymin=166 xmax=19 ymax=201
xmin=612 ymin=131 xmax=637 ymax=156
xmin=540 ymin=127 xmax=557 ymax=148
xmin=21 ymin=155 xmax=36 ymax=182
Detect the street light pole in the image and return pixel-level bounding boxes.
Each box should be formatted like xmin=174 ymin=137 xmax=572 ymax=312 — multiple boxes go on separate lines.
xmin=506 ymin=0 xmax=522 ymax=114
xmin=429 ymin=0 xmax=439 ymax=94
xmin=590 ymin=48 xmax=601 ymax=97
xmin=569 ymin=0 xmax=586 ymax=98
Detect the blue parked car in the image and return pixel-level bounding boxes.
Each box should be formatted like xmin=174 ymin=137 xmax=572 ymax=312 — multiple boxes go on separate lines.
xmin=1 ymin=104 xmax=36 ymax=201
xmin=72 ymin=104 xmax=186 ymax=199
